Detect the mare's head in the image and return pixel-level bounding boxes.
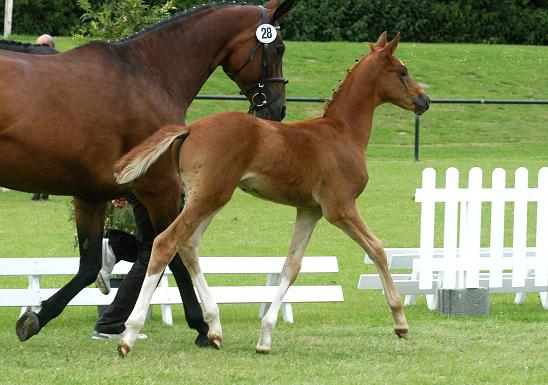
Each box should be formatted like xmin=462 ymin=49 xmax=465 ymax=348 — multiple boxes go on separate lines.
xmin=367 ymin=32 xmax=430 ymax=115
xmin=222 ymin=0 xmax=297 ymax=121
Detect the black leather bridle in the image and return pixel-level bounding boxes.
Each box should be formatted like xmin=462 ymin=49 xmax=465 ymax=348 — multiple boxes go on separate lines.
xmin=224 ymin=5 xmax=288 ymax=114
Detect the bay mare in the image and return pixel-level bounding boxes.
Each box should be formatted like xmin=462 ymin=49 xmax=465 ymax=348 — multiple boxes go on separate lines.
xmin=113 ymin=32 xmax=431 ymax=356
xmin=0 ymin=0 xmax=295 ymax=343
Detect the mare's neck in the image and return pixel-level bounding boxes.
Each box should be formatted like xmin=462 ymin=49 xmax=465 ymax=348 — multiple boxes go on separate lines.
xmin=122 ymin=6 xmax=255 ymax=114
xmin=322 ymin=56 xmax=381 ymax=150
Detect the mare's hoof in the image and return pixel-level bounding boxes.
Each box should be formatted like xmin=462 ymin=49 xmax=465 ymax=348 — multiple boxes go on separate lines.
xmin=255 ymin=345 xmax=271 ymax=354
xmin=16 ymin=310 xmax=40 ymax=341
xmin=395 ymin=328 xmax=409 ymax=339
xmin=118 ymin=340 xmax=131 ymax=358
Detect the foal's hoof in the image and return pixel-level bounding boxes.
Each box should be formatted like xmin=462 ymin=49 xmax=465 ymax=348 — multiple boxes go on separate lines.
xmin=208 ymin=335 xmax=222 ymax=350
xmin=209 ymin=336 xmax=223 ymax=350
xmin=117 ymin=340 xmax=131 ymax=358
xmin=395 ymin=328 xmax=409 ymax=340
xmin=16 ymin=310 xmax=40 ymax=342
xmin=255 ymin=345 xmax=271 ymax=354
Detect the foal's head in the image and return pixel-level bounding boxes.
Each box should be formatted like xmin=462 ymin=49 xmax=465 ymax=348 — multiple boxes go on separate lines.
xmin=222 ymin=0 xmax=296 ymax=121
xmin=367 ymin=32 xmax=430 ymax=115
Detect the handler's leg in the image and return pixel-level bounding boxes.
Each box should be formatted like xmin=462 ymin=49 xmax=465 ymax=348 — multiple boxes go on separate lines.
xmin=94 ymin=195 xmax=208 ymax=342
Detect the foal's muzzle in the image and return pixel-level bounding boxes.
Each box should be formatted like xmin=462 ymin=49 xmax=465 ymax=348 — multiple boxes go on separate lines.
xmin=412 ymin=93 xmax=431 ymax=115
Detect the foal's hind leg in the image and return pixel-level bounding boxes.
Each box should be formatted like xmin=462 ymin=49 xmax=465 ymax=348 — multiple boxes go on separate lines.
xmin=118 ymin=202 xmax=222 ymax=357
xmin=256 ymin=208 xmax=322 ymax=353
xmin=323 ymin=202 xmax=408 ymax=338
xmin=16 ymin=198 xmax=106 ymax=341
xmin=176 ymin=211 xmax=222 ymax=349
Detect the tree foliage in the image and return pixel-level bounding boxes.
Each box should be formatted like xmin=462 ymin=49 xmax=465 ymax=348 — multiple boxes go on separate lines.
xmin=0 ymin=0 xmax=545 ymax=44
xmin=73 ymin=0 xmax=175 ymax=42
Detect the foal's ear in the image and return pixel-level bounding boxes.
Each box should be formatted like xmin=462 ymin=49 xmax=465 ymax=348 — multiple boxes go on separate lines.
xmin=271 ymin=0 xmax=298 ymax=22
xmin=385 ymin=32 xmax=400 ymax=56
xmin=373 ymin=31 xmax=388 ymax=49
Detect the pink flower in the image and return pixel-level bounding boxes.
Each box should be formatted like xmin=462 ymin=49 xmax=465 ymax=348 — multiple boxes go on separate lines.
xmin=111 ymin=198 xmax=129 ymax=209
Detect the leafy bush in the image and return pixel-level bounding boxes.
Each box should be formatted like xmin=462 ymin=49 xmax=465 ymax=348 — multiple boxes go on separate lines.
xmin=105 ymin=199 xmax=137 ymax=234
xmin=74 ymin=0 xmax=175 ymax=42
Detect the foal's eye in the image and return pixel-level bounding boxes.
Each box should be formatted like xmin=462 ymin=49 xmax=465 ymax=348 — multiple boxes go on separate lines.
xmin=399 ymin=69 xmax=408 ymax=78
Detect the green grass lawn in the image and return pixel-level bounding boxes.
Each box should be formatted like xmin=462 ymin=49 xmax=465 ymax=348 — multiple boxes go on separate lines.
xmin=1 ymin=35 xmax=547 ymax=384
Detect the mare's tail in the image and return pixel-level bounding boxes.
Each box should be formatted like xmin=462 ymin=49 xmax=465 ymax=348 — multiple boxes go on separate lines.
xmin=114 ymin=124 xmax=188 ymax=184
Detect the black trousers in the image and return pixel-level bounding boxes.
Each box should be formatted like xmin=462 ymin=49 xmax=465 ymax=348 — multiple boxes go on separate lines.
xmin=94 ymin=194 xmax=208 ymax=336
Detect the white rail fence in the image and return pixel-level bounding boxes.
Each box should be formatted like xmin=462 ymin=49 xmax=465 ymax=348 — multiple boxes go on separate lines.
xmin=0 ymin=256 xmax=343 ymax=324
xmin=359 ymin=167 xmax=548 ymax=310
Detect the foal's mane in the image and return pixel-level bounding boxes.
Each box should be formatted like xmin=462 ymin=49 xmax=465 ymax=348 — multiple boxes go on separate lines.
xmin=116 ymin=2 xmax=246 ymax=43
xmin=322 ymin=50 xmax=369 ymax=115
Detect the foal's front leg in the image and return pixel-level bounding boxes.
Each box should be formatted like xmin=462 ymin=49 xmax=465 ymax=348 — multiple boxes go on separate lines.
xmin=256 ymin=208 xmax=322 ymax=354
xmin=324 ymin=202 xmax=408 ymax=338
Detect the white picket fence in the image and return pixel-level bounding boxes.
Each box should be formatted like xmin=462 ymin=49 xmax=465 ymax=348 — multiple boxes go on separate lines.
xmin=359 ymin=167 xmax=548 ymax=310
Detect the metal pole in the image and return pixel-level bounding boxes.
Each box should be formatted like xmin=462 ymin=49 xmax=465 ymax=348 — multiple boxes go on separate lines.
xmin=3 ymin=0 xmax=13 ymax=39
xmin=414 ymin=115 xmax=420 ymax=161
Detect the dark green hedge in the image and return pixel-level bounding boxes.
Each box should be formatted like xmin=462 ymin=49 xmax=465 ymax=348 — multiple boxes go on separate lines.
xmin=0 ymin=0 xmax=104 ymax=36
xmin=277 ymin=0 xmax=547 ymax=44
xmin=1 ymin=0 xmax=546 ymax=44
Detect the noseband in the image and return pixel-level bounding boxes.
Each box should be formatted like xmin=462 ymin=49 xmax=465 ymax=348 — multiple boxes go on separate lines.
xmin=224 ymin=5 xmax=288 ymax=113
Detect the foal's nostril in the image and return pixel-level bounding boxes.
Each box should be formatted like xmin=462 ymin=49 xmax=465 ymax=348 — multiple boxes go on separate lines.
xmin=412 ymin=93 xmax=431 ymax=115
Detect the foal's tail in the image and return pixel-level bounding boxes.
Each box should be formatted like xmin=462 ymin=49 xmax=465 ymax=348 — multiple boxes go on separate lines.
xmin=114 ymin=124 xmax=188 ymax=184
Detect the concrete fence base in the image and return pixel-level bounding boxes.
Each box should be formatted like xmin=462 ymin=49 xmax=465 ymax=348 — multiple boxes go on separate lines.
xmin=438 ymin=288 xmax=489 ymax=316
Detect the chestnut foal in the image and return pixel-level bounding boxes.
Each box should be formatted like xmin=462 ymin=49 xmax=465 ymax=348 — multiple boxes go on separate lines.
xmin=114 ymin=32 xmax=430 ymax=356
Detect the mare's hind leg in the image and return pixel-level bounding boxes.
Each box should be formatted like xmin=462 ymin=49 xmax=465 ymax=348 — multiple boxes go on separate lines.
xmin=118 ymin=201 xmax=224 ymax=357
xmin=323 ymin=202 xmax=408 ymax=338
xmin=256 ymin=208 xmax=322 ymax=353
xmin=16 ymin=198 xmax=106 ymax=341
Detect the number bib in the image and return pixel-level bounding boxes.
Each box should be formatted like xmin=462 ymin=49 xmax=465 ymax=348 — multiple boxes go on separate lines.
xmin=256 ymin=24 xmax=277 ymax=43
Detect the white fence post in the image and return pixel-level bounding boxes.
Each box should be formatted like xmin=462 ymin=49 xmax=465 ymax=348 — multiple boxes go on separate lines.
xmin=442 ymin=167 xmax=459 ymax=289
xmin=3 ymin=0 xmax=13 ymax=39
xmin=464 ymin=167 xmax=482 ymax=288
xmin=489 ymin=168 xmax=506 ymax=288
xmin=536 ymin=168 xmax=548 ymax=309
xmin=512 ymin=168 xmax=529 ymax=297
xmin=417 ymin=168 xmax=436 ymax=291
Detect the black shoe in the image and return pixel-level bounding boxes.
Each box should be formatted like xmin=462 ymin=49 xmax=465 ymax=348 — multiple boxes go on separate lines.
xmin=195 ymin=333 xmax=211 ymax=348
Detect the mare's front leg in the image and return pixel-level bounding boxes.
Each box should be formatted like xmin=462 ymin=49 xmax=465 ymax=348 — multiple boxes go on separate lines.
xmin=323 ymin=201 xmax=408 ymax=339
xmin=256 ymin=208 xmax=322 ymax=354
xmin=16 ymin=198 xmax=106 ymax=341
